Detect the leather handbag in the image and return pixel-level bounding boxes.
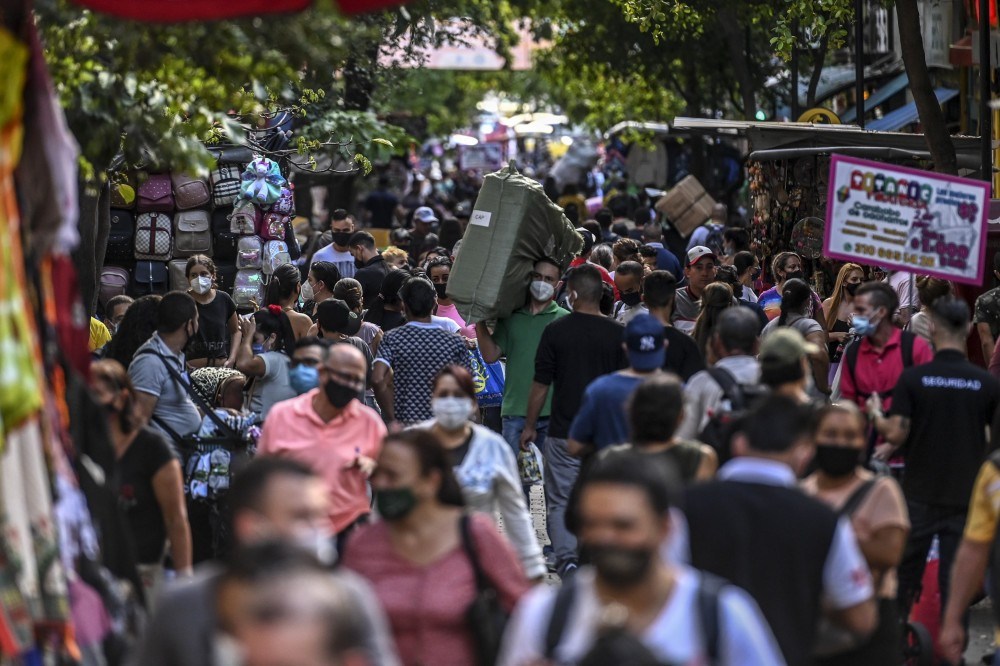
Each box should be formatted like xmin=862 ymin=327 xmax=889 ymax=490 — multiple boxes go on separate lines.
xmin=460 ymin=515 xmax=508 ymax=666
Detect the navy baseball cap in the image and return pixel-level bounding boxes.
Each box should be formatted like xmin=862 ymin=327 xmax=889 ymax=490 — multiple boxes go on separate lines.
xmin=624 ymin=313 xmax=665 ymax=371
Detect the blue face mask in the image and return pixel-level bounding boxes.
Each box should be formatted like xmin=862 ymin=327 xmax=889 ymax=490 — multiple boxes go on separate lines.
xmin=289 ymin=364 xmax=320 ymax=395
xmin=852 ymin=315 xmax=878 ymax=337
xmin=251 ymin=343 xmax=265 ymax=355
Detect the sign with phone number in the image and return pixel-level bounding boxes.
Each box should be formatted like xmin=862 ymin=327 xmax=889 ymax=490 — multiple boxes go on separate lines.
xmin=823 ymin=155 xmax=991 ymax=286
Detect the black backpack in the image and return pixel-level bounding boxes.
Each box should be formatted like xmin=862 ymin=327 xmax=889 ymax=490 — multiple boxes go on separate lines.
xmin=545 ymin=572 xmax=726 ymax=665
xmin=106 ymin=209 xmax=135 ymax=264
xmin=212 ymin=207 xmax=239 ymax=261
xmin=697 ymin=367 xmax=769 ymax=464
xmin=842 ymin=331 xmax=916 ymax=400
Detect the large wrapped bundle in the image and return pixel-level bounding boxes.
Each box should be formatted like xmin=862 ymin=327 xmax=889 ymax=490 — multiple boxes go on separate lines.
xmin=449 ymin=162 xmax=582 ymax=323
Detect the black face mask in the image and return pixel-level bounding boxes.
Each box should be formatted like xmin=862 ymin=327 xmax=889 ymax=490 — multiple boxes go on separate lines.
xmin=331 ymin=231 xmax=352 ymax=247
xmin=581 ymin=543 xmax=655 ymax=587
xmin=813 ymin=444 xmax=862 ymax=477
xmin=784 ymin=270 xmax=804 ymax=282
xmin=324 ymin=378 xmax=358 ymax=409
xmin=434 ymin=283 xmax=449 ymax=300
xmin=621 ymin=291 xmax=642 ymax=307
xmin=844 ymin=282 xmax=860 ymax=296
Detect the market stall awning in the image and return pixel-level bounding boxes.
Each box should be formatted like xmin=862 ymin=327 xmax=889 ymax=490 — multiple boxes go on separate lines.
xmin=71 ymin=0 xmax=403 ymax=21
xmin=866 ymin=88 xmax=960 ymax=132
xmin=839 ymin=73 xmax=909 ymax=123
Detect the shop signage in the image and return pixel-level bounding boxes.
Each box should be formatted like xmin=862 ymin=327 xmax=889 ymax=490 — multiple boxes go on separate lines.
xmin=824 ymin=154 xmax=991 ymax=285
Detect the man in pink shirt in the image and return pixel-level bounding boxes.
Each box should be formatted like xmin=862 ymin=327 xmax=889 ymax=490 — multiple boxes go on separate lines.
xmin=259 ymin=344 xmax=387 ymax=542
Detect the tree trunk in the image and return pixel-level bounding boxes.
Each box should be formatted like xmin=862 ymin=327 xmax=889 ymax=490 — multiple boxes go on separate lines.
xmin=75 ymin=180 xmax=110 ymax=315
xmin=895 ymin=0 xmax=958 ymax=174
xmin=717 ymin=6 xmax=757 ymax=119
xmin=806 ymin=31 xmax=832 ymax=109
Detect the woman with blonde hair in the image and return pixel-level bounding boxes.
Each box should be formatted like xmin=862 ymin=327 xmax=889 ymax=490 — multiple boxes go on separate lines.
xmin=822 ymin=263 xmax=865 ymax=365
xmin=692 ymin=282 xmax=735 ymax=363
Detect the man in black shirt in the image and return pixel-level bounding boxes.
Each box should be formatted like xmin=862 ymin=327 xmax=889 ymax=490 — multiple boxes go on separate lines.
xmin=363 ymin=174 xmax=398 ymax=229
xmin=348 ymin=231 xmax=390 ymax=308
xmin=521 ymin=264 xmax=628 ymax=576
xmin=642 ymin=269 xmax=706 ymax=381
xmin=872 ymin=296 xmax=1000 ymax=616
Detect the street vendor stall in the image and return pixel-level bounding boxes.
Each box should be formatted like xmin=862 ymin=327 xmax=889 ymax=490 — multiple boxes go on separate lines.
xmin=672 ymin=117 xmax=985 ymax=297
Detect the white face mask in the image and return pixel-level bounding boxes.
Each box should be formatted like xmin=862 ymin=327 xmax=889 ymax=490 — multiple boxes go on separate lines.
xmin=432 ymin=396 xmax=475 ymax=429
xmin=190 ymin=275 xmax=212 ymax=295
xmin=530 ymin=280 xmax=555 ymax=302
xmin=300 ymin=280 xmax=315 ymax=302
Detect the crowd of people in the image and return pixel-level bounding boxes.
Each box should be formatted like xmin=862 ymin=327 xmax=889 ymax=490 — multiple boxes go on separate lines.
xmin=85 ymin=170 xmax=1000 ymax=666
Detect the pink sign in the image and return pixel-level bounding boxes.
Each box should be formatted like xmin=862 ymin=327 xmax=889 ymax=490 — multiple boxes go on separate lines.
xmin=823 ymin=154 xmax=991 ymax=286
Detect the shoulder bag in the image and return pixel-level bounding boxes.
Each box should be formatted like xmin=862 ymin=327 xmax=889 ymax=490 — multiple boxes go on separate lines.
xmin=459 ymin=514 xmax=508 ymax=666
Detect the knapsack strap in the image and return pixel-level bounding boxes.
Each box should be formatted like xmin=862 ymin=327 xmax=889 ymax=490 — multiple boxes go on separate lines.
xmin=840 ymin=479 xmax=878 ymax=517
xmin=135 ymin=349 xmax=241 ymax=441
xmin=706 ymin=367 xmax=745 ymax=410
xmin=844 ymin=332 xmax=916 ymax=400
xmin=544 ymin=577 xmax=578 ymax=660
xmin=459 ymin=514 xmax=491 ymax=593
xmin=696 ymin=573 xmax=725 ymax=664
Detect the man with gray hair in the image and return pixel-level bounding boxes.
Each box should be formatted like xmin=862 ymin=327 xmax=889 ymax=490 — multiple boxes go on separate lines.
xmin=676 ymin=307 xmax=762 ymax=442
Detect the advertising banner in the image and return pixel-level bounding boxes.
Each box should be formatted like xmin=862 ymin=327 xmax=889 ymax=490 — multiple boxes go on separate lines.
xmin=823 ymin=155 xmax=991 ymax=285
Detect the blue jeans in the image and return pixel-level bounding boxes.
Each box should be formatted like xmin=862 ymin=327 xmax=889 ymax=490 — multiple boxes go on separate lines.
xmin=542 ymin=436 xmax=580 ymax=572
xmin=501 ymin=416 xmax=549 ymax=457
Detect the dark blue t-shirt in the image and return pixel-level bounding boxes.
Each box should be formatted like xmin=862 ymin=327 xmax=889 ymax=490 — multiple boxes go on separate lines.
xmin=568 ymin=372 xmax=645 ymax=450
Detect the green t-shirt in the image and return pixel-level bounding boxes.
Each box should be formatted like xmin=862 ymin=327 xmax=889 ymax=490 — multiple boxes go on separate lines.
xmin=493 ymin=301 xmax=570 ymax=417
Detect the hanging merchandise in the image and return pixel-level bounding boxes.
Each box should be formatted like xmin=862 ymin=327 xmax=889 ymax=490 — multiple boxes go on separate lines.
xmin=239 ymin=157 xmax=286 ymax=206
xmin=229 ymin=197 xmax=261 ymax=235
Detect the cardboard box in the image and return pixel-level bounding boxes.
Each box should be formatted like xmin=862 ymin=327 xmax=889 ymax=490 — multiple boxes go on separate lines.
xmin=655 ymin=175 xmax=717 ymax=237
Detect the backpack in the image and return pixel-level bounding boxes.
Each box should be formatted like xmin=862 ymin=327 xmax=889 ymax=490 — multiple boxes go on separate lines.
xmin=99 ymin=266 xmax=130 ymax=308
xmin=134 ymin=212 xmax=173 ymax=261
xmin=106 ymin=209 xmax=135 ymax=264
xmin=211 ymin=162 xmax=243 ymax=208
xmin=236 ymin=236 xmax=263 ymax=270
xmin=272 ymin=184 xmax=295 ymax=216
xmin=171 ymin=173 xmax=211 ymax=210
xmin=703 ymin=223 xmax=725 ymax=256
xmin=229 ymin=198 xmax=261 ymax=235
xmin=168 ymin=259 xmax=190 ymax=292
xmin=132 ymin=260 xmax=168 ymax=295
xmin=136 ymin=173 xmax=175 ymax=213
xmin=697 ymin=367 xmax=769 ymax=464
xmin=545 ymin=572 xmax=725 ymax=664
xmin=173 ymin=210 xmax=213 ymax=258
xmin=842 ymin=331 xmax=916 ymax=401
xmin=239 ymin=157 xmax=285 ymax=206
xmin=262 ymin=240 xmax=291 ymax=276
xmin=212 ymin=208 xmax=238 ymax=261
xmin=260 ymin=211 xmax=288 ymax=241
xmin=215 ymin=261 xmax=238 ymax=293
xmin=233 ymin=269 xmax=265 ymax=308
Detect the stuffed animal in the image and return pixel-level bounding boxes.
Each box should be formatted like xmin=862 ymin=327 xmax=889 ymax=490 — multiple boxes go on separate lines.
xmin=243 ymin=159 xmax=271 ymax=203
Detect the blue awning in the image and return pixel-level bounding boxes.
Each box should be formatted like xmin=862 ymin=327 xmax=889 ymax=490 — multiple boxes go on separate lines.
xmin=840 ymin=73 xmax=910 ymax=123
xmin=867 ymin=88 xmax=960 ymax=132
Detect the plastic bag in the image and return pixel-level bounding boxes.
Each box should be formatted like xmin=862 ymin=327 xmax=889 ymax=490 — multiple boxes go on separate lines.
xmin=469 ymin=347 xmax=505 ymax=407
xmin=518 ymin=443 xmax=544 ymax=486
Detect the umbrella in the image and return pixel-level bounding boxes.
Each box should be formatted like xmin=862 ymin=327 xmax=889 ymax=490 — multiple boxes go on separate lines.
xmin=71 ymin=0 xmax=404 ymax=21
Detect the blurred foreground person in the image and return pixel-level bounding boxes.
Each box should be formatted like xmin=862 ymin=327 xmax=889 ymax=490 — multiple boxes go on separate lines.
xmin=132 ymin=457 xmax=398 ymax=666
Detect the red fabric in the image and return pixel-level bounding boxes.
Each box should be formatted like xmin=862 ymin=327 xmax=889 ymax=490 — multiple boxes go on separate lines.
xmin=48 ymin=255 xmax=91 ymax=378
xmin=839 ymin=328 xmax=934 ymax=411
xmin=72 ymin=0 xmax=404 ymax=20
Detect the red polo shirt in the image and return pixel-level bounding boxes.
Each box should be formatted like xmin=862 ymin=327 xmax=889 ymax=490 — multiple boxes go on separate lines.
xmin=840 ymin=328 xmax=934 ymax=410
